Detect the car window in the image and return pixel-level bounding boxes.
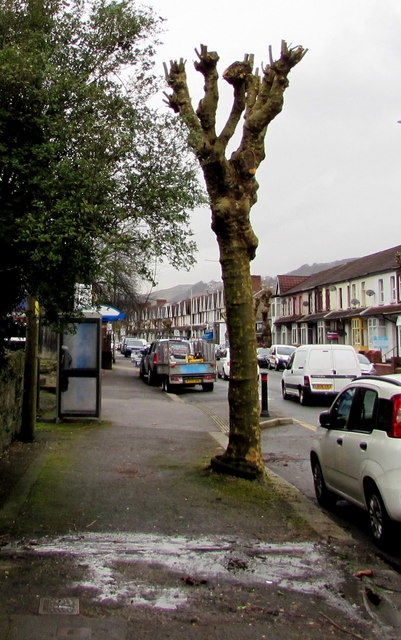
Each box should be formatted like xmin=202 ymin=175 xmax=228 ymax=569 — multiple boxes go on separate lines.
xmin=277 ymin=346 xmax=295 ymax=356
xmin=169 ymin=341 xmax=190 ymax=359
xmin=376 ymin=397 xmax=393 ymax=432
xmin=330 ymin=387 xmax=356 ymax=430
xmin=292 ymin=350 xmax=306 ymax=370
xmin=348 ymin=388 xmax=378 ymax=434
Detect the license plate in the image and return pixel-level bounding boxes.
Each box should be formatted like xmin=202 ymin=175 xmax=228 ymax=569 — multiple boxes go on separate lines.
xmin=185 ymin=379 xmax=202 ymax=384
xmin=314 ymin=384 xmax=332 ymax=390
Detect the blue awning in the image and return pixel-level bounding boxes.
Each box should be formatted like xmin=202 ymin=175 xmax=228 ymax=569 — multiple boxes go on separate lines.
xmin=99 ymin=305 xmax=125 ymax=322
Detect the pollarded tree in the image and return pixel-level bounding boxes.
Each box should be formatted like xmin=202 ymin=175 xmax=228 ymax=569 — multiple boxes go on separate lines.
xmin=165 ymin=43 xmax=306 ymax=480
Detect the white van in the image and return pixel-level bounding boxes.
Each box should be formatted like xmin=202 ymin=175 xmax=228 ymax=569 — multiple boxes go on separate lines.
xmin=281 ymin=344 xmax=361 ymax=405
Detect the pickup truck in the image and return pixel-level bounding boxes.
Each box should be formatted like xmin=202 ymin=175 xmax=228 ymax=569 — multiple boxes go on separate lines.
xmin=140 ymin=338 xmax=216 ymax=392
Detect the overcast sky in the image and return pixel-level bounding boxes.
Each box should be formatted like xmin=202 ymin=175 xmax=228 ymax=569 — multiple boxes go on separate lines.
xmin=142 ymin=0 xmax=401 ymax=293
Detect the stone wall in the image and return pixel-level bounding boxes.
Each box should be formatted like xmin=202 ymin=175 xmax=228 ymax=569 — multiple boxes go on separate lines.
xmin=0 ymin=351 xmax=24 ymax=453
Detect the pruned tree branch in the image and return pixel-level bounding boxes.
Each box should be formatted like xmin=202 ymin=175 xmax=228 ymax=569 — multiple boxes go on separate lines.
xmin=163 ymin=59 xmax=202 ymax=141
xmin=194 ymin=44 xmax=219 ymax=137
xmin=218 ymin=54 xmax=254 ymax=148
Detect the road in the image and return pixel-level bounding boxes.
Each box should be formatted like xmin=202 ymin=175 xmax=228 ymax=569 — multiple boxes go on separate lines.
xmin=126 ymin=355 xmax=401 ymax=570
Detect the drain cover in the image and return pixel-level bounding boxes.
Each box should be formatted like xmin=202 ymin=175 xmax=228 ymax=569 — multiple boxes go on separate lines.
xmin=39 ymin=597 xmax=80 ymax=615
xmin=57 ymin=628 xmax=91 ymax=638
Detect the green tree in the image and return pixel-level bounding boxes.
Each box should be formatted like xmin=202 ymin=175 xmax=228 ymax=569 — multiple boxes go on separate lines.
xmin=0 ymin=0 xmax=204 ymax=341
xmin=165 ymin=43 xmax=306 ymax=480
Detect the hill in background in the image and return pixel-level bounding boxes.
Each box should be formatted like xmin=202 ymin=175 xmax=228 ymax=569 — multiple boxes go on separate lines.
xmin=149 ymin=258 xmax=356 ymax=303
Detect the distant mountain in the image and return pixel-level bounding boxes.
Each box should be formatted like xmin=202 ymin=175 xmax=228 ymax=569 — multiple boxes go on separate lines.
xmin=286 ymin=258 xmax=356 ymax=277
xmin=149 ymin=280 xmax=223 ymax=303
xmin=149 ymin=259 xmax=356 ymax=301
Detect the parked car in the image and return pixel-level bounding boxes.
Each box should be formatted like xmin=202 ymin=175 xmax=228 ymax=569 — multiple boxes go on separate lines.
xmin=282 ymin=344 xmax=361 ymax=405
xmin=216 ymin=347 xmax=261 ymax=381
xmin=216 ymin=347 xmax=230 ymax=380
xmin=267 ymin=345 xmax=296 ymax=370
xmin=310 ymin=373 xmax=401 ymax=545
xmin=121 ymin=337 xmax=146 ymax=358
xmin=140 ymin=342 xmax=158 ymax=384
xmin=131 ymin=348 xmax=145 ymax=366
xmin=357 ymin=353 xmax=377 ymax=375
xmin=256 ymin=347 xmax=270 ymax=368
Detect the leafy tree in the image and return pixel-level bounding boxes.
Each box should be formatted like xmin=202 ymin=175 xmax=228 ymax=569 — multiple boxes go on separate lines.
xmin=165 ymin=43 xmax=306 ymax=480
xmin=0 ymin=0 xmax=204 ymax=343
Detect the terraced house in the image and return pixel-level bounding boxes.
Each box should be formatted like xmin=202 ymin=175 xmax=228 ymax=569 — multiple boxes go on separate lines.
xmin=271 ymin=245 xmax=401 ymax=363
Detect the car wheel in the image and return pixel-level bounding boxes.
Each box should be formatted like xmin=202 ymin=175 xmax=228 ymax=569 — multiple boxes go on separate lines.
xmin=367 ymin=487 xmax=392 ymax=546
xmin=311 ymin=458 xmax=336 ymax=509
xmin=202 ymin=382 xmax=214 ymax=392
xmin=162 ymin=376 xmax=174 ymax=393
xmin=147 ymin=370 xmax=158 ymax=386
xmin=281 ymin=383 xmax=290 ymax=400
xmin=299 ymin=387 xmax=309 ymax=405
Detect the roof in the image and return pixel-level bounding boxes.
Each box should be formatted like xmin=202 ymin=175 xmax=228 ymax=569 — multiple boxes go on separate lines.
xmin=276 ymin=275 xmax=309 ymax=294
xmin=276 ymin=245 xmax=401 ymax=296
xmin=361 ymin=303 xmax=401 ymax=318
xmin=274 ymin=314 xmax=304 ymax=325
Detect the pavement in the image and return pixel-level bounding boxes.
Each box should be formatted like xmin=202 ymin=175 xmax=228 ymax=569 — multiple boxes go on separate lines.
xmin=1 ymin=357 xmax=401 ymax=639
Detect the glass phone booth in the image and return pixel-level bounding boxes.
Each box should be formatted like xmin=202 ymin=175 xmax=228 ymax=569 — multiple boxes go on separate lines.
xmin=57 ymin=312 xmax=101 ymax=420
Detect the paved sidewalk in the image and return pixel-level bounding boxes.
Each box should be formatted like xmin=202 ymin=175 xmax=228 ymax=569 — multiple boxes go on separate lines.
xmin=0 ymin=358 xmax=400 ymax=639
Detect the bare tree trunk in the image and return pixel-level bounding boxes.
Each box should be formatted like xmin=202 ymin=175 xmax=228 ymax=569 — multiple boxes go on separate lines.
xmin=214 ymin=236 xmax=262 ymax=477
xmin=165 ymin=42 xmax=306 ymax=480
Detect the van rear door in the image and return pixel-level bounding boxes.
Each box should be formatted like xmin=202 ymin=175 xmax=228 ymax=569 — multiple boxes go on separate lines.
xmin=308 ymin=348 xmax=335 ymax=393
xmin=332 ymin=349 xmax=360 ymax=393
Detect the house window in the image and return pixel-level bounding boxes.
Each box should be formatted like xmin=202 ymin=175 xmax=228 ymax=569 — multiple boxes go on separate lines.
xmin=325 ymin=289 xmax=330 ymax=311
xmin=339 ymin=288 xmax=343 ymax=309
xmin=300 ymin=324 xmax=308 ymax=344
xmin=315 ymin=289 xmax=323 ymax=312
xmin=378 ymin=279 xmax=384 ymax=304
xmin=351 ymin=318 xmax=363 ymax=347
xmin=390 ymin=276 xmax=396 ymax=302
xmin=368 ymin=317 xmax=386 ymax=350
xmin=291 ymin=326 xmax=298 ymax=344
xmin=361 ymin=282 xmax=366 ymax=307
xmin=317 ymin=321 xmax=325 ymax=344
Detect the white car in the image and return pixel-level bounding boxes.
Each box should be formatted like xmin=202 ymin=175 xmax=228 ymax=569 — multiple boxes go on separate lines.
xmin=310 ymin=373 xmax=401 ymax=545
xmin=216 ymin=347 xmax=230 ymax=380
xmin=267 ymin=344 xmax=296 ymax=370
xmin=357 ymin=353 xmax=377 ymax=375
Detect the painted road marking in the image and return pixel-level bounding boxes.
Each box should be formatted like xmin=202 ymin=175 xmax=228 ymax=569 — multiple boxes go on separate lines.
xmin=294 ymin=420 xmax=317 ymax=432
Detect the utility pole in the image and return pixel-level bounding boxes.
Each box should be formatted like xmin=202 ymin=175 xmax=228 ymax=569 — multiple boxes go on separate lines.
xmin=20 ymin=295 xmax=39 ymax=442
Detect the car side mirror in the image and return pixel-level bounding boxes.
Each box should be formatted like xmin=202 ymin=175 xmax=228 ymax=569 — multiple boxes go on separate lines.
xmin=319 ymin=411 xmax=331 ymax=429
